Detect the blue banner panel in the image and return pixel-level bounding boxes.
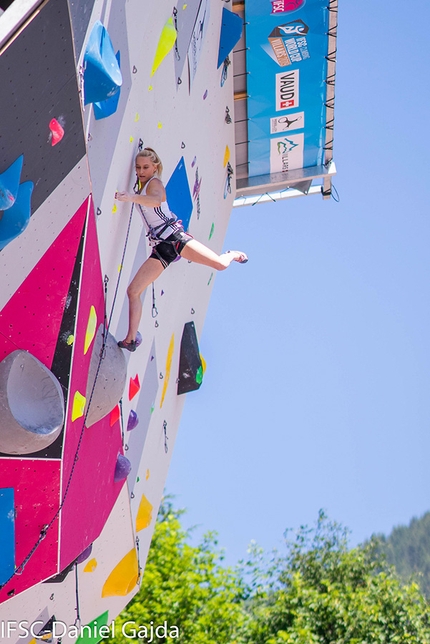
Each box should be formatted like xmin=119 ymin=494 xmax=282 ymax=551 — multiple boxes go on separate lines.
xmin=245 ymin=0 xmax=329 ymax=177
xmin=0 ymin=488 xmax=15 ymax=585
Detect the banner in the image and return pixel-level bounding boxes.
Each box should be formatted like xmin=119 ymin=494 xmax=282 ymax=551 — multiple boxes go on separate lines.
xmin=245 ymin=0 xmax=329 ymax=177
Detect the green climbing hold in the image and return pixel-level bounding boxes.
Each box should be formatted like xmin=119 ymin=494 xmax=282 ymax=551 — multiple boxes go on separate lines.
xmin=207 ymin=272 xmax=213 ymax=286
xmin=208 ymin=223 xmax=215 ymax=240
xmin=195 ymin=365 xmax=203 ymax=385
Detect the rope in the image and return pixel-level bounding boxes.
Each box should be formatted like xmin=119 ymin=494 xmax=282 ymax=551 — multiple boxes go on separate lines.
xmin=74 ymin=562 xmax=82 ymax=629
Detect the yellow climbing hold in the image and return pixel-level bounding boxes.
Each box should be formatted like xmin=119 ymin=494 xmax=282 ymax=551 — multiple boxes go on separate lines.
xmin=66 ymin=334 xmax=74 ymax=346
xmin=158 ymin=122 xmax=163 ymax=129
xmin=160 ymin=334 xmax=174 ymax=408
xmin=130 ymin=136 xmax=134 ymax=143
xmin=148 ymin=85 xmax=153 ymax=91
xmin=200 ymin=354 xmax=207 ymax=374
xmin=72 ymin=391 xmax=86 ymax=422
xmin=112 ymin=203 xmax=118 ymax=213
xmin=84 ymin=305 xmax=97 ymax=355
xmin=83 ymin=558 xmax=98 ymax=573
xmin=136 ymin=494 xmax=153 ymax=532
xmin=135 ymin=113 xmax=140 ymax=122
xmin=151 ymin=17 xmax=177 ymax=77
xmin=146 ymin=469 xmax=150 ymax=480
xmin=183 ymin=3 xmax=187 ymax=8
xmin=223 ymin=145 xmax=230 ymax=167
xmin=118 ymin=264 xmax=122 ymax=273
xmin=101 ymin=548 xmax=139 ymax=597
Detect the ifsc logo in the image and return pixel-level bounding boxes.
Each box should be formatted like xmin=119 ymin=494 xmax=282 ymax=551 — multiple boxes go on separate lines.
xmin=271 ymin=0 xmax=306 ymax=15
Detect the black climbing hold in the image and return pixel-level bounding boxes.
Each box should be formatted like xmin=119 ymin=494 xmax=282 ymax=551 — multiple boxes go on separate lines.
xmin=177 ymin=321 xmax=203 ymax=395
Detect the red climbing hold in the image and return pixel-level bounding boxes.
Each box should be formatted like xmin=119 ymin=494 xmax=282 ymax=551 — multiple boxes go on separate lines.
xmin=49 ymin=118 xmax=65 ymax=146
xmin=129 ymin=375 xmax=140 ymax=401
xmin=110 ymin=404 xmax=120 ymax=427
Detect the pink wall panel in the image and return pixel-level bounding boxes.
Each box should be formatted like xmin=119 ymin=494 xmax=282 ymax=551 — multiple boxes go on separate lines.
xmin=0 ymin=199 xmax=89 ymax=368
xmin=0 ymin=459 xmax=61 ymax=603
xmin=59 ymin=199 xmax=125 ymax=570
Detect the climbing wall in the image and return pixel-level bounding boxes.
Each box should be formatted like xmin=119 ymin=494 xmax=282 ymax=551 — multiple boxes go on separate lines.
xmin=0 ymin=0 xmax=240 ymax=638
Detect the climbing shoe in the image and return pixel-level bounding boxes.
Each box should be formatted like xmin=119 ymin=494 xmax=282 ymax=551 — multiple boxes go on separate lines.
xmin=118 ymin=339 xmax=137 ymax=352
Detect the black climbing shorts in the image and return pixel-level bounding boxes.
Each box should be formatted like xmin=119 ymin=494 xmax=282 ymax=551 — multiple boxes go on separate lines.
xmin=150 ymin=230 xmax=193 ymax=268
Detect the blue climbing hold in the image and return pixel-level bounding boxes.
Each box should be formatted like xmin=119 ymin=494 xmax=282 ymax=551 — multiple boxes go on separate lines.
xmin=0 ymin=488 xmax=15 ymax=586
xmin=0 ymin=181 xmax=34 ymax=249
xmin=0 ymin=156 xmax=24 ymax=210
xmin=94 ymin=51 xmax=121 ymax=120
xmin=217 ymin=8 xmax=243 ymax=68
xmin=114 ymin=454 xmax=132 ymax=482
xmin=83 ymin=21 xmax=122 ymax=105
xmin=165 ymin=157 xmax=193 ymax=232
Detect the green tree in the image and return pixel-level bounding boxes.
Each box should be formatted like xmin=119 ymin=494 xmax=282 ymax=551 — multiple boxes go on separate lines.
xmin=106 ymin=498 xmax=247 ymax=644
xmin=238 ymin=511 xmax=430 ymax=644
xmin=373 ymin=511 xmax=430 ymax=598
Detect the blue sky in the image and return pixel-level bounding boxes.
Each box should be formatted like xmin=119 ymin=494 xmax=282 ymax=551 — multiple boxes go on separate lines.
xmin=166 ymin=2 xmax=430 ymax=564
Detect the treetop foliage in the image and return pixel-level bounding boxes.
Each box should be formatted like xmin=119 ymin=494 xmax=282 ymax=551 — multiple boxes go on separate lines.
xmin=106 ymin=502 xmax=430 ymax=644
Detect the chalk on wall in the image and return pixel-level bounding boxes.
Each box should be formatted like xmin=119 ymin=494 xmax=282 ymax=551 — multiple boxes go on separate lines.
xmin=93 ymin=51 xmax=122 ymax=120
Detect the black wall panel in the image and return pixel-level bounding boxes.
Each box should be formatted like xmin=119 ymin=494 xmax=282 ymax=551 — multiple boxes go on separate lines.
xmin=0 ymin=0 xmax=86 ymax=213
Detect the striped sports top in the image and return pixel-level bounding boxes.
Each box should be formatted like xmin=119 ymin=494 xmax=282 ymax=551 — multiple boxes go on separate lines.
xmin=137 ymin=177 xmax=182 ymax=242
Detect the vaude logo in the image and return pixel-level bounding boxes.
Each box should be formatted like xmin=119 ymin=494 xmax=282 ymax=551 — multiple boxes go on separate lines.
xmin=271 ymin=0 xmax=306 ymax=15
xmin=275 ymin=69 xmax=299 ymax=111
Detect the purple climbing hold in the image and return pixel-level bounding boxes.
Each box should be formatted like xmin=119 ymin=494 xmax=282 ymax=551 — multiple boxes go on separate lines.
xmin=135 ymin=332 xmax=142 ymax=347
xmin=114 ymin=454 xmax=132 ymax=482
xmin=127 ymin=410 xmax=139 ymax=431
xmin=76 ymin=544 xmax=93 ymax=564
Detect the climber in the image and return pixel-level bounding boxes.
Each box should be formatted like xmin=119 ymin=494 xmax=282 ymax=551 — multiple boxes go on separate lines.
xmin=115 ymin=147 xmax=248 ymax=352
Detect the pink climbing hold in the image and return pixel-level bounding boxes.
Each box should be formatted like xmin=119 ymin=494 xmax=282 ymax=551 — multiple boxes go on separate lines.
xmin=49 ymin=118 xmax=65 ymax=146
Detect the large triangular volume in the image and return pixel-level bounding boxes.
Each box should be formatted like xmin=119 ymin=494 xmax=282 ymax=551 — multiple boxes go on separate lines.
xmin=217 ymin=7 xmax=243 ymax=68
xmin=177 ymin=322 xmax=203 ymax=395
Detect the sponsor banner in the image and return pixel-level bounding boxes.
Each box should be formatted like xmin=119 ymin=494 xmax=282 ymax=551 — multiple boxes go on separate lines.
xmin=276 ymin=69 xmax=299 ymax=110
xmin=270 ymin=133 xmax=304 ymax=172
xmin=245 ymin=0 xmax=329 ymax=177
xmin=270 ymin=111 xmax=304 ymax=133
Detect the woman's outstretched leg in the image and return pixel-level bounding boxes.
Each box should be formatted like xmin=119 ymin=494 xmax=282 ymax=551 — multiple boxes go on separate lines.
xmin=180 ymin=239 xmax=247 ymax=270
xmin=119 ymin=257 xmax=164 ymax=350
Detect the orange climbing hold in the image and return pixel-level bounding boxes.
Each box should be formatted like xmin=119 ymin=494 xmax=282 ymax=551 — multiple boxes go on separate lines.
xmin=110 ymin=404 xmax=120 ymax=426
xmin=83 ymin=558 xmax=98 ymax=573
xmin=101 ymin=548 xmax=139 ymax=597
xmin=129 ymin=375 xmax=140 ymax=401
xmin=136 ymin=494 xmax=153 ymax=532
